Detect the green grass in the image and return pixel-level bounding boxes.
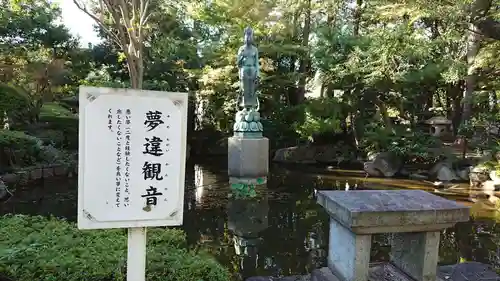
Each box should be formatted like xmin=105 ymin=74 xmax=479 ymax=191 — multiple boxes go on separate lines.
xmin=0 ymin=215 xmax=231 ymax=281
xmin=40 ymin=102 xmax=75 ymax=118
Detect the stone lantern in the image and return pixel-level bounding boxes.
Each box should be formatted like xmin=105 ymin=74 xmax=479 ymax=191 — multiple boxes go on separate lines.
xmin=424 ymin=116 xmax=453 ymax=137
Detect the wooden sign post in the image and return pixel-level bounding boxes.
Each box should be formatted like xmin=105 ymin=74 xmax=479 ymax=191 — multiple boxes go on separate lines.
xmin=77 ymin=86 xmax=188 ymax=281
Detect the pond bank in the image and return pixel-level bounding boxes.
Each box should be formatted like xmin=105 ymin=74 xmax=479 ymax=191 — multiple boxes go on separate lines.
xmin=2 ymin=162 xmax=76 ymax=184
xmin=0 ymin=162 xmax=77 ymax=202
xmin=272 ymin=144 xmax=499 ymax=184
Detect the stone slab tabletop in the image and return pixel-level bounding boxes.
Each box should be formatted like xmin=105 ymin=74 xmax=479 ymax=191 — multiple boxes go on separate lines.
xmin=317 ymin=190 xmax=470 ymax=231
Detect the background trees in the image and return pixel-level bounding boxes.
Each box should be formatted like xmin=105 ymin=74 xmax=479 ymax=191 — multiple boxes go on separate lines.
xmin=0 ymin=0 xmax=498 ymax=153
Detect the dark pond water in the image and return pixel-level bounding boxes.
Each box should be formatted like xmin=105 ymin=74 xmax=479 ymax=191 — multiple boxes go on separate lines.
xmin=1 ymin=159 xmax=500 ymax=280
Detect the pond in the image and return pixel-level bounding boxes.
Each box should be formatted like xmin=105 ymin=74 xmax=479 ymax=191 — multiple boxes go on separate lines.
xmin=1 ymin=158 xmax=500 ymax=280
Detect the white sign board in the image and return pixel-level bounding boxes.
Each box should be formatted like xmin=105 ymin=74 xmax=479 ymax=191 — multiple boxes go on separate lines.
xmin=78 ymin=86 xmax=188 ymax=230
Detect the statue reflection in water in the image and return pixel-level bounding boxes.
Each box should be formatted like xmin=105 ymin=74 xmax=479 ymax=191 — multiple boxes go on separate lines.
xmin=227 ymin=187 xmax=269 ymax=278
xmin=304 ymin=228 xmax=328 ymax=271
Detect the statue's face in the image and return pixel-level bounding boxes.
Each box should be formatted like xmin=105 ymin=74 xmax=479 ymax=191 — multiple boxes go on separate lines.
xmin=244 ymin=32 xmax=253 ymax=45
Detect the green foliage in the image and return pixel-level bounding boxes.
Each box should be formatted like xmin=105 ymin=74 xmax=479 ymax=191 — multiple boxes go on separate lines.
xmin=0 ymin=0 xmax=77 ymax=116
xmin=457 ymin=122 xmax=475 ymax=139
xmin=0 ymin=130 xmax=40 ymax=150
xmin=0 ymin=83 xmax=37 ymax=126
xmin=80 ymin=66 xmax=128 ymax=89
xmin=27 ymin=128 xmax=65 ymax=148
xmin=0 ymin=130 xmax=42 ymax=170
xmin=2 ymin=0 xmax=500 ymax=165
xmin=195 ymin=66 xmax=238 ymax=133
xmin=0 ymin=214 xmax=231 ymax=281
xmin=262 ymin=103 xmax=304 ymax=148
xmin=37 ymin=116 xmax=78 ymax=150
xmin=0 ymin=0 xmax=73 ymax=48
xmin=294 ymin=98 xmax=343 ymax=141
xmin=0 ymin=128 xmax=73 ymax=171
xmin=488 ymin=141 xmax=500 ymax=173
xmin=13 ymin=104 xmax=78 ymax=150
xmin=458 ymin=110 xmax=499 ymax=151
xmin=362 ymin=124 xmax=444 ymax=164
xmin=39 ymin=102 xmax=75 ymax=118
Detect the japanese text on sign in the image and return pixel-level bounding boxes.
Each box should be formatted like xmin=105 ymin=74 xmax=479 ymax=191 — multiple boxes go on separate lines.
xmin=116 ymin=109 xmax=122 ymax=207
xmin=141 ymin=111 xmax=171 ymax=208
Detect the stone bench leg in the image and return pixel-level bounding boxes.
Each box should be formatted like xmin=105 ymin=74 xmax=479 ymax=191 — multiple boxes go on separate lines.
xmin=390 ymin=231 xmax=440 ymax=281
xmin=328 ymin=219 xmax=372 ymax=281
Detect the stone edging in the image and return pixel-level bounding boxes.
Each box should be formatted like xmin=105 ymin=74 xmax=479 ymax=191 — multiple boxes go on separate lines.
xmin=2 ymin=162 xmax=77 ymax=185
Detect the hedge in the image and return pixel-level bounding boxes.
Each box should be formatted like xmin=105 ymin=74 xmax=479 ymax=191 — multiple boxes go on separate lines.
xmin=0 ymin=130 xmax=43 ymax=172
xmin=37 ymin=116 xmax=78 ymax=150
xmin=0 ymin=215 xmax=231 ymax=281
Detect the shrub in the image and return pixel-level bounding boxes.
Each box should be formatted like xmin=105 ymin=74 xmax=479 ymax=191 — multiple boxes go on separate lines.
xmin=28 ymin=129 xmax=66 ymax=147
xmin=0 ymin=130 xmax=43 ymax=171
xmin=0 ymin=83 xmax=36 ymax=126
xmin=58 ymin=97 xmax=78 ymax=112
xmin=0 ymin=215 xmax=231 ymax=281
xmin=294 ymin=98 xmax=344 ymax=141
xmin=361 ymin=124 xmax=448 ymax=164
xmin=262 ymin=104 xmax=303 ymax=149
xmin=0 ymin=130 xmax=73 ymax=171
xmin=17 ymin=103 xmax=78 ymax=150
xmin=37 ymin=116 xmax=78 ymax=150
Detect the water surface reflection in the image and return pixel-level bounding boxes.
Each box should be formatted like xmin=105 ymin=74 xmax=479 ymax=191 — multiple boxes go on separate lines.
xmin=183 ymin=162 xmax=500 ymax=279
xmin=1 ymin=161 xmax=500 ymax=280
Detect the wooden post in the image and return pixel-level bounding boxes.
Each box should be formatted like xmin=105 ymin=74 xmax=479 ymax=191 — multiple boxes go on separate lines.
xmin=127 ymin=227 xmax=147 ymax=281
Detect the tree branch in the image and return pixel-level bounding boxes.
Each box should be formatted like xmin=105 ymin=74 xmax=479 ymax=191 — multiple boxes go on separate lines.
xmin=115 ymin=0 xmax=139 ymax=57
xmin=139 ymin=0 xmax=151 ymax=25
xmin=72 ymin=0 xmax=122 ymax=48
xmin=73 ymin=0 xmax=151 ymax=89
xmin=101 ymin=0 xmax=130 ymax=49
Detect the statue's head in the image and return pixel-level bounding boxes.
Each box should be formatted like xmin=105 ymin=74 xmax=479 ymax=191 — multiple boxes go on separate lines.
xmin=244 ymin=27 xmax=253 ymax=45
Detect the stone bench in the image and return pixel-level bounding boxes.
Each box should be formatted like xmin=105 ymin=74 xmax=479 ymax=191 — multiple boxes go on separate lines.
xmin=317 ymin=190 xmax=470 ymax=281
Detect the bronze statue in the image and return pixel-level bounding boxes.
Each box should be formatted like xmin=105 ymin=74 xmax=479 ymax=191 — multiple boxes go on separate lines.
xmin=233 ymin=27 xmax=263 ymax=136
xmin=237 ymin=27 xmax=259 ymax=109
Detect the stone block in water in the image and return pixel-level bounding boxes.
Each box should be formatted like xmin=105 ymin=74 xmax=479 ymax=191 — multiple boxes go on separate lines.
xmin=228 ymin=136 xmax=269 ymax=178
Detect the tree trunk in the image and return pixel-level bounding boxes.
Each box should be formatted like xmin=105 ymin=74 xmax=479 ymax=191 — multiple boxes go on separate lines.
xmin=450 ymin=82 xmax=464 ymax=134
xmin=461 ymin=23 xmax=482 ymax=123
xmin=353 ymin=0 xmax=362 ymax=36
xmin=296 ymin=0 xmax=312 ymax=105
xmin=461 ymin=0 xmax=493 ymax=123
xmin=126 ymin=37 xmax=144 ymax=89
xmin=376 ymin=95 xmax=392 ymax=131
xmin=349 ymin=0 xmax=363 ymax=147
xmin=489 ymin=91 xmax=498 ymax=113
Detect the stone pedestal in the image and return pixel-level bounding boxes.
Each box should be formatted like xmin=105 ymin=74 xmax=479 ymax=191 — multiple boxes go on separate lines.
xmin=228 ymin=136 xmax=269 ymax=178
xmin=317 ymin=190 xmax=470 ymax=281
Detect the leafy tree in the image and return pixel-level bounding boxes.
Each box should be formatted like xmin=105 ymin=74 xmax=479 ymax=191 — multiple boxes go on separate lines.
xmin=0 ymin=0 xmax=78 ymax=122
xmin=73 ymin=0 xmax=154 ymax=89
